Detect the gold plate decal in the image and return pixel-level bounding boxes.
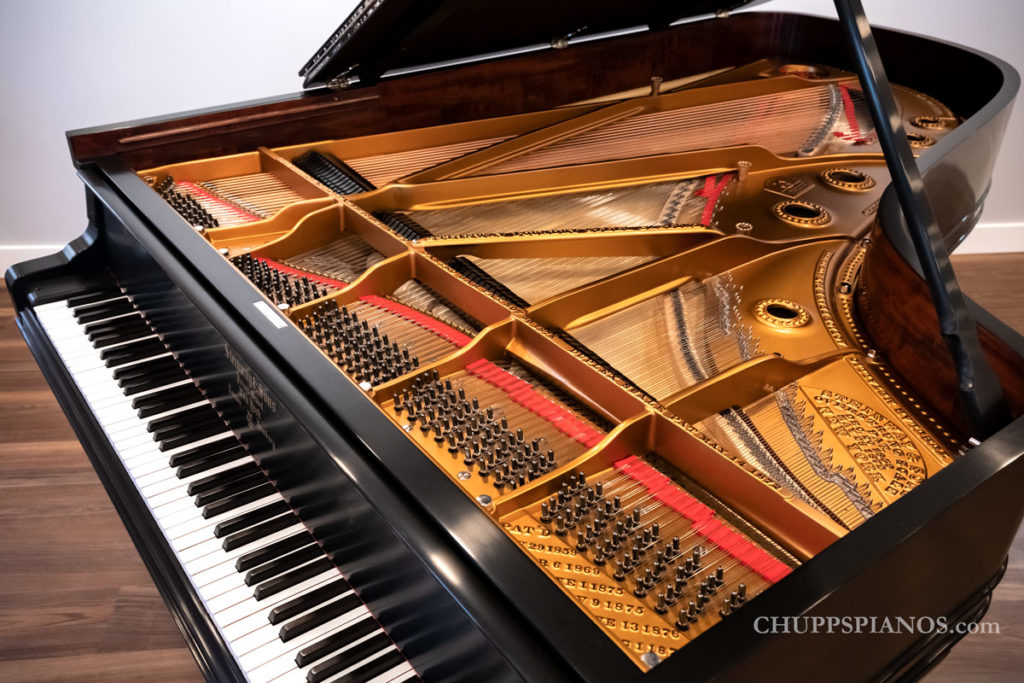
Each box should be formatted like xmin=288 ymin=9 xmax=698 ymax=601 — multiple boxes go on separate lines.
xmin=809 ymin=389 xmax=928 ymax=499
xmin=763 ymin=176 xmax=814 ymax=199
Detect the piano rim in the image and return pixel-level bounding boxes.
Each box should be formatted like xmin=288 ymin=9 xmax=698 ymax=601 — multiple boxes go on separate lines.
xmin=6 ymin=10 xmax=1024 ymax=682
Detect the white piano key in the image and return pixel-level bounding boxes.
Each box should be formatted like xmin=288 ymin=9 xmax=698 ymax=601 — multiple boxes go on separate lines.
xmin=35 ymin=295 xmax=414 ymax=683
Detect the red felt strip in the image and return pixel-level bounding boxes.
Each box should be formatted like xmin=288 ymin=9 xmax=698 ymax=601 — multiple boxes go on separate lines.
xmin=359 ymin=294 xmax=473 ymax=347
xmin=466 ymin=360 xmax=604 ymax=448
xmin=838 ymin=84 xmax=863 ymax=141
xmin=612 ymin=456 xmax=791 ymax=582
xmin=257 ymin=258 xmax=349 ymax=290
xmin=699 ymin=174 xmax=734 ymax=226
xmin=177 ymin=181 xmax=262 ymax=222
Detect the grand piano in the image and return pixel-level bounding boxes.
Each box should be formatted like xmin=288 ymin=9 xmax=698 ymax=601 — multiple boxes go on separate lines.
xmin=6 ymin=1 xmax=1024 ymax=681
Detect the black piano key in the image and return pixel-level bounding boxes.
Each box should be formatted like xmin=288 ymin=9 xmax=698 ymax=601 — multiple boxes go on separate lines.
xmin=66 ymin=288 xmax=121 ymax=308
xmin=186 ymin=461 xmax=262 ymax=496
xmin=102 ymin=337 xmax=165 ymax=367
xmin=237 ymin=530 xmax=317 ymax=572
xmin=214 ymin=499 xmax=291 ymax=538
xmin=202 ymin=481 xmax=277 ymax=519
xmin=309 ymin=637 xmax=400 ymax=683
xmin=175 ymin=445 xmax=248 ymax=478
xmin=114 ymin=355 xmax=179 ymax=383
xmin=134 ymin=383 xmax=204 ymax=418
xmin=269 ymin=578 xmax=349 ymax=625
xmin=74 ymin=297 xmax=134 ymax=323
xmin=124 ymin=367 xmax=189 ymax=396
xmin=222 ymin=510 xmax=299 ymax=551
xmin=193 ymin=471 xmax=268 ymax=508
xmin=280 ymin=593 xmax=363 ymax=643
xmin=160 ymin=419 xmax=228 ymax=452
xmin=158 ymin=416 xmax=226 ymax=448
xmin=168 ymin=436 xmax=239 ymax=468
xmin=253 ymin=556 xmax=334 ymax=601
xmin=91 ymin=326 xmax=151 ymax=348
xmin=85 ymin=312 xmax=146 ymax=339
xmin=245 ymin=543 xmax=323 ymax=586
xmin=148 ymin=403 xmax=219 ymax=434
xmin=295 ymin=615 xmax=379 ymax=667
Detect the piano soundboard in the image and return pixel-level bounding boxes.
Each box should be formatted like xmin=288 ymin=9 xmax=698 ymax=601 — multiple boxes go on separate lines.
xmin=121 ymin=60 xmax=967 ymax=671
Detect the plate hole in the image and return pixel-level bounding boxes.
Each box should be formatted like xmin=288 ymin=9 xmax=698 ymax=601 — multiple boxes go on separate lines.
xmin=831 ymin=169 xmax=866 ymax=184
xmin=782 ymin=203 xmax=821 ymax=219
xmin=766 ymin=304 xmax=799 ymax=320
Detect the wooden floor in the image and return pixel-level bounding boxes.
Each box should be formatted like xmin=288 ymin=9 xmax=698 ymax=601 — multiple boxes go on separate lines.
xmin=1 ymin=254 xmax=1022 ymax=682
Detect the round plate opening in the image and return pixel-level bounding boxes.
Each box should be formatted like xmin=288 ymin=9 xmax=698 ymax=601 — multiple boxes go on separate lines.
xmin=820 ymin=167 xmax=876 ymax=192
xmin=831 ymin=170 xmax=866 ymax=184
xmin=766 ymin=304 xmax=799 ymax=320
xmin=910 ymin=115 xmax=947 ymax=130
xmin=783 ymin=203 xmax=821 ymax=219
xmin=906 ymin=132 xmax=935 ymax=147
xmin=771 ymin=200 xmax=831 ymax=227
xmin=754 ymin=299 xmax=811 ymax=327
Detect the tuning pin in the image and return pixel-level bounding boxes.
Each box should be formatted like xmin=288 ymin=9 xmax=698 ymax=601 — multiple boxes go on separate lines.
xmin=540 ymin=501 xmax=552 ymax=522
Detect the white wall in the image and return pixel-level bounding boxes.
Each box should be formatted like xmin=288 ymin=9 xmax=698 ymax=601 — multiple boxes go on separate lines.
xmin=1 ymin=0 xmax=1021 ymax=273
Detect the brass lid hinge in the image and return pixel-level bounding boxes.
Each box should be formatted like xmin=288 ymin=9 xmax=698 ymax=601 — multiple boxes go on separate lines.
xmin=326 ymin=65 xmax=361 ymax=91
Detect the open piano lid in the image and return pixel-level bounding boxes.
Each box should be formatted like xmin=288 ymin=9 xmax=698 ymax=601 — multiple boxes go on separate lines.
xmin=300 ymin=0 xmax=762 ymax=88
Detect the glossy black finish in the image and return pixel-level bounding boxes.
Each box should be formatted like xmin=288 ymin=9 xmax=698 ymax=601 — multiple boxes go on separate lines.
xmin=6 ymin=8 xmax=1024 ymax=683
xmin=299 ymin=0 xmax=761 ymax=86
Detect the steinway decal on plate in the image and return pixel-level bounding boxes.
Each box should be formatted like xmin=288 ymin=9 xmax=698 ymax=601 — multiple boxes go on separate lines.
xmin=225 ymin=345 xmax=277 ymax=450
xmin=763 ymin=176 xmax=813 ymax=198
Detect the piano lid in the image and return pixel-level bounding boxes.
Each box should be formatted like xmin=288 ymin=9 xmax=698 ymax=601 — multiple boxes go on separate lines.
xmin=299 ymin=0 xmax=762 ymax=88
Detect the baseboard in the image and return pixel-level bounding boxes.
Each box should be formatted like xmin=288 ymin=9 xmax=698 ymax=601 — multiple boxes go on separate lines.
xmin=954 ymin=223 xmax=1024 ymax=255
xmin=1 ymin=246 xmax=64 ymax=276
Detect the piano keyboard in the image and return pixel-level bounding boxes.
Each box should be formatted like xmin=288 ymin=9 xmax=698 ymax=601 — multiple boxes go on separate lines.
xmin=33 ymin=288 xmax=417 ymax=683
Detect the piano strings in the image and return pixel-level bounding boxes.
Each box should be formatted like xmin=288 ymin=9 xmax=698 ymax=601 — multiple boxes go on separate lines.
xmin=467 ymin=84 xmax=864 ymax=177
xmin=567 ymin=273 xmax=760 ymax=401
xmin=344 ymin=135 xmax=513 ymax=187
xmin=447 ymin=253 xmax=659 ymax=306
xmin=395 ymin=172 xmax=733 ymax=239
xmin=696 ymin=384 xmax=886 ymax=531
xmin=282 ymin=232 xmax=385 ymax=284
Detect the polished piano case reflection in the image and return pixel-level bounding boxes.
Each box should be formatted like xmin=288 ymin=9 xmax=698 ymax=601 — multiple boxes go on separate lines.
xmin=6 ymin=2 xmax=1024 ymax=681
